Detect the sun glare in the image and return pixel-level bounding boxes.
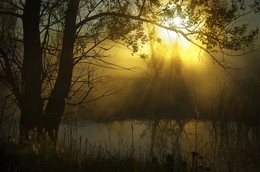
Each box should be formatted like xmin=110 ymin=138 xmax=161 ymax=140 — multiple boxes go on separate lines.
xmin=157 ymin=16 xmax=187 ymax=44
xmin=140 ymin=16 xmax=202 ymax=66
xmin=154 ymin=17 xmax=201 ymax=64
xmin=173 ymin=17 xmax=182 ymax=26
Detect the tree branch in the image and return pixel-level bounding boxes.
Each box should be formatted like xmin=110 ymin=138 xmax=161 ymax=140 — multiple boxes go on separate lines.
xmin=77 ymin=11 xmax=229 ymax=67
xmin=0 ymin=46 xmax=22 ymax=105
xmin=138 ymin=0 xmax=146 ymax=17
xmin=0 ymin=10 xmax=23 ymax=18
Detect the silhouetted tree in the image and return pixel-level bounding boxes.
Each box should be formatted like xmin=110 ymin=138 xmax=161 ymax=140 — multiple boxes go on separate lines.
xmin=0 ymin=0 xmax=259 ymax=143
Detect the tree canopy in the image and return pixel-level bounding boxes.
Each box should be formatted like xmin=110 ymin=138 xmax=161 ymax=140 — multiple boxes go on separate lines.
xmin=0 ymin=0 xmax=259 ymax=142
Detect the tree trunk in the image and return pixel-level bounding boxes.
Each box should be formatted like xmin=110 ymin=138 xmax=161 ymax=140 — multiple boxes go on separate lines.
xmin=43 ymin=0 xmax=80 ymax=142
xmin=20 ymin=0 xmax=43 ymax=143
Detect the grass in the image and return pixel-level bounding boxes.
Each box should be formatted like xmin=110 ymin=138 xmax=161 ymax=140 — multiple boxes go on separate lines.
xmin=0 ymin=128 xmax=194 ymax=172
xmin=1 ymin=117 xmax=259 ymax=172
xmin=0 ymin=141 xmax=186 ymax=172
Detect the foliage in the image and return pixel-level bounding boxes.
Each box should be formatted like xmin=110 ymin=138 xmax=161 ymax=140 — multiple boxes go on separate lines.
xmin=0 ymin=0 xmax=259 ymax=141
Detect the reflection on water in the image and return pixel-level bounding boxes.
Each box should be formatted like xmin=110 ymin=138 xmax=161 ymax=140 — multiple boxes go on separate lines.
xmin=59 ymin=119 xmax=259 ymax=171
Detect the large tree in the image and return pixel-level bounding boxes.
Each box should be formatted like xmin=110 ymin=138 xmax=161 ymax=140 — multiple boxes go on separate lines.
xmin=0 ymin=0 xmax=259 ymax=142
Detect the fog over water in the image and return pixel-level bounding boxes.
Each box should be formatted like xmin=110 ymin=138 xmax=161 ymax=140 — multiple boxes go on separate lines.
xmin=69 ymin=39 xmax=260 ymax=121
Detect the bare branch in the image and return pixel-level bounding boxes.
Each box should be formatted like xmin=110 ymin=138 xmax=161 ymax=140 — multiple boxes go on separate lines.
xmin=0 ymin=46 xmax=22 ymax=105
xmin=0 ymin=10 xmax=23 ymax=18
xmin=138 ymin=0 xmax=146 ymax=17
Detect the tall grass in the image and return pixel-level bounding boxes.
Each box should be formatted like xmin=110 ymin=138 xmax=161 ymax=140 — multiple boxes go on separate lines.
xmin=0 ymin=77 xmax=259 ymax=171
xmin=0 ymin=123 xmax=192 ymax=172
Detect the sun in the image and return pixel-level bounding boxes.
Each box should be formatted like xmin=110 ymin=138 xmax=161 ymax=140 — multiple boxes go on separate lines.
xmin=157 ymin=16 xmax=189 ymax=42
xmin=141 ymin=16 xmax=202 ymax=64
xmin=173 ymin=17 xmax=182 ymax=26
xmin=157 ymin=16 xmax=187 ymax=45
xmin=151 ymin=17 xmax=202 ymax=63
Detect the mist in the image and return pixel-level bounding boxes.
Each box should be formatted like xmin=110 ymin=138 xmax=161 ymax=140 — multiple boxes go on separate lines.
xmin=1 ymin=1 xmax=260 ymax=171
xmin=75 ymin=40 xmax=260 ymax=122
